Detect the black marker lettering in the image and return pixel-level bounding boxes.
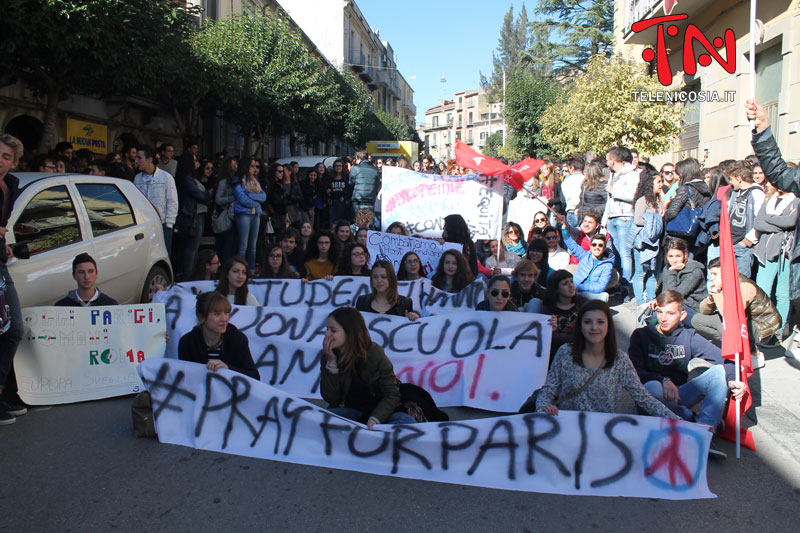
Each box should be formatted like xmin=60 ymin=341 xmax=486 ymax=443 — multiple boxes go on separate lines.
xmin=574 ymin=411 xmax=588 ymax=490
xmin=590 ymin=416 xmax=637 ymax=488
xmin=281 ymin=398 xmax=313 ymax=456
xmin=522 ymin=413 xmax=570 ymax=476
xmin=320 ymin=412 xmax=352 ymax=455
xmin=467 ymin=420 xmax=518 ymax=479
xmin=253 ymin=396 xmax=282 ymax=453
xmin=348 ymin=427 xmax=391 ymax=457
xmin=439 ymin=422 xmax=478 ymax=470
xmin=391 ymin=425 xmax=432 ymax=474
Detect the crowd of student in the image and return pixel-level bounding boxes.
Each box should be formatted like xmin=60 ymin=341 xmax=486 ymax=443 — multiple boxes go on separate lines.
xmin=1 ymin=99 xmax=798 ymax=437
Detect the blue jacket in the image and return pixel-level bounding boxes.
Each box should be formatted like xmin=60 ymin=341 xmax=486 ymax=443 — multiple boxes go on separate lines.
xmin=233 ymin=181 xmax=266 ymax=215
xmin=630 ymin=212 xmax=663 ymax=266
xmin=349 ymin=160 xmax=380 ymax=204
xmin=562 ymin=228 xmax=614 ymax=293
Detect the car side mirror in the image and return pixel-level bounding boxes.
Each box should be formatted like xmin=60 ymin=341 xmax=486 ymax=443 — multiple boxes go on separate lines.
xmin=11 ymin=242 xmax=30 ymax=260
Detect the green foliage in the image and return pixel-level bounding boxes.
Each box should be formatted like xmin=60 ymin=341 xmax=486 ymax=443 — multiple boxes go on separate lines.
xmin=504 ymin=74 xmax=560 ymax=157
xmin=482 ymin=4 xmax=532 ymax=101
xmin=538 ymin=54 xmax=684 ymax=156
xmin=0 ymin=0 xmax=199 ymax=151
xmin=528 ymin=0 xmax=614 ymax=77
xmin=483 ymin=132 xmax=504 ymax=158
xmin=375 ymin=111 xmax=417 ymax=142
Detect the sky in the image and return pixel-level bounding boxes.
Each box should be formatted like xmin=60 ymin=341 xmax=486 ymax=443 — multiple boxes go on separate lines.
xmin=356 ymin=0 xmax=533 ymax=126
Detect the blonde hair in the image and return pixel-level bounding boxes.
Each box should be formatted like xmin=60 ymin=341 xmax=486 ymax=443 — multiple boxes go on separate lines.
xmin=0 ymin=134 xmax=24 ymax=162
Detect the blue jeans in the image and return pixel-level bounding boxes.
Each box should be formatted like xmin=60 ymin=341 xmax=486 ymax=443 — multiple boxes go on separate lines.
xmin=734 ymin=243 xmax=753 ymax=278
xmin=329 ymin=406 xmax=417 ymax=425
xmin=756 ymin=255 xmax=791 ymax=327
xmin=606 ymin=216 xmax=633 ymax=282
xmin=0 ymin=264 xmax=23 ymax=391
xmin=644 ymin=364 xmax=728 ymax=426
xmin=632 ymin=247 xmax=657 ymax=305
xmin=235 ymin=212 xmax=260 ymax=268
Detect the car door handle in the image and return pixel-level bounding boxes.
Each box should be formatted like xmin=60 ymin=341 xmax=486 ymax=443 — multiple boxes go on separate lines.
xmin=135 ymin=233 xmax=144 ymax=241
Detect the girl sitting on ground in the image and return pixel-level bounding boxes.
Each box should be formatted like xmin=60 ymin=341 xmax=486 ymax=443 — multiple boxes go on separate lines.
xmin=355 ymin=260 xmax=419 ymax=320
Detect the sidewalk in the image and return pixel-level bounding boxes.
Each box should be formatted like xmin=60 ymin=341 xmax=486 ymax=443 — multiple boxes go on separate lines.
xmin=612 ymin=301 xmax=800 ymax=487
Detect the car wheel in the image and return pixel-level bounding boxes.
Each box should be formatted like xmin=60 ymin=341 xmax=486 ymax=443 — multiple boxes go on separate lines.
xmin=141 ymin=265 xmax=171 ymax=303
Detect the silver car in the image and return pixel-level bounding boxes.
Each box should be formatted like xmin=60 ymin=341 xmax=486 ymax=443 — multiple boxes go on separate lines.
xmin=6 ymin=173 xmax=173 ymax=307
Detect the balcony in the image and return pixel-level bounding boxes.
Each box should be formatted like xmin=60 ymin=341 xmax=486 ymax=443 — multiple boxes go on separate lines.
xmin=360 ymin=65 xmax=375 ymax=84
xmin=349 ymin=51 xmax=365 ymax=72
xmin=624 ymin=0 xmax=717 ymax=44
xmin=401 ymin=101 xmax=416 ymax=115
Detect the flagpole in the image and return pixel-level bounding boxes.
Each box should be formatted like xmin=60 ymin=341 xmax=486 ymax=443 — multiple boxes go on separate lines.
xmin=735 ymin=351 xmax=741 ymax=459
xmin=749 ymin=0 xmax=757 ymax=128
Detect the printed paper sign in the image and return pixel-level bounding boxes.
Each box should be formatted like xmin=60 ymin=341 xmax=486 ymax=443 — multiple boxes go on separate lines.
xmin=139 ymin=359 xmax=715 ymax=500
xmin=15 ymin=304 xmax=166 ymax=404
xmin=366 ymin=230 xmax=460 ymax=277
xmin=155 ymin=289 xmax=547 ymax=411
xmin=381 ymin=167 xmax=504 ymax=240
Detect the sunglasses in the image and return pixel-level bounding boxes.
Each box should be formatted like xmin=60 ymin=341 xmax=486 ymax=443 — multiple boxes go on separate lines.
xmin=545 ymin=235 xmax=558 ymax=240
xmin=490 ymin=289 xmax=511 ymax=298
xmin=507 ymin=229 xmax=518 ymax=234
xmin=535 ymin=218 xmax=547 ymax=223
xmin=590 ymin=242 xmax=605 ymax=248
xmin=662 ymin=170 xmax=674 ymax=175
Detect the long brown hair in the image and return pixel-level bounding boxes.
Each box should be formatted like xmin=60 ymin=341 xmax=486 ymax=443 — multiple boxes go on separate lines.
xmin=370 ymin=259 xmax=400 ymax=306
xmin=431 ymin=249 xmax=475 ymax=292
xmin=572 ymin=300 xmax=617 ymax=369
xmin=216 ymin=257 xmax=252 ymax=305
xmin=328 ymin=307 xmax=372 ymax=374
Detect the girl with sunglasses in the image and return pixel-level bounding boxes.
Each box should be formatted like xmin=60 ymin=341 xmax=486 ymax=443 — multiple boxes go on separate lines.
xmin=527 ymin=211 xmax=549 ymax=241
xmin=476 ymin=275 xmax=518 ymax=312
xmin=502 ymin=221 xmax=527 ymax=258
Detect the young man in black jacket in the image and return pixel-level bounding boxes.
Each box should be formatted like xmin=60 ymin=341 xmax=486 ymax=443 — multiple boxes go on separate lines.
xmin=54 ymin=253 xmax=119 ymax=307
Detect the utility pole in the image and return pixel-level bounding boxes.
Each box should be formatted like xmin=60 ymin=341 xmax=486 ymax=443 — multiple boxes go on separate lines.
xmin=502 ymin=70 xmax=506 ymax=147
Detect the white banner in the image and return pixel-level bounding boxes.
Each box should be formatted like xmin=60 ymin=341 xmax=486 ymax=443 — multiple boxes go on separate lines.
xmin=139 ymin=359 xmax=715 ymax=500
xmin=366 ymin=230 xmax=461 ymax=277
xmin=381 ymin=167 xmax=504 ymax=240
xmin=15 ymin=304 xmax=166 ymax=405
xmin=162 ymin=277 xmax=485 ymax=317
xmin=155 ymin=287 xmax=548 ymax=411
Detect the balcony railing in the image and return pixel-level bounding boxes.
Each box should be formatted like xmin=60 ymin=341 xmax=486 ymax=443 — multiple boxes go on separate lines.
xmin=625 ymin=0 xmax=662 ymax=34
xmin=349 ymin=51 xmax=365 ymax=72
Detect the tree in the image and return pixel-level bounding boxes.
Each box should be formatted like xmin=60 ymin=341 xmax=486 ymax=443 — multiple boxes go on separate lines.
xmin=191 ymin=14 xmax=342 ymax=156
xmin=538 ymin=54 xmax=684 ymax=156
xmin=483 ymin=131 xmax=504 ymax=158
xmin=481 ymin=4 xmax=532 ymax=101
xmin=1 ymin=0 xmax=200 ymax=152
xmin=528 ymin=0 xmax=614 ymax=77
xmin=504 ymin=74 xmax=560 ymax=157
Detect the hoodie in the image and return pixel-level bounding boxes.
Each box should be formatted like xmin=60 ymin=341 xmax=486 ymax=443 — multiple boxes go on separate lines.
xmin=628 ymin=322 xmax=734 ymax=386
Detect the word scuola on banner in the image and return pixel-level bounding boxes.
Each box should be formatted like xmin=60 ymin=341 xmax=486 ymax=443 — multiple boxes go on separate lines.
xmin=155 ymin=288 xmax=548 ymax=412
xmin=139 ymin=359 xmax=716 ymax=500
xmin=15 ymin=304 xmax=166 ymax=404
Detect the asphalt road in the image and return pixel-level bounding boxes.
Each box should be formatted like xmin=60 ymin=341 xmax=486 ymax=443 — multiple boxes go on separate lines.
xmin=3 ymin=304 xmax=800 ymax=532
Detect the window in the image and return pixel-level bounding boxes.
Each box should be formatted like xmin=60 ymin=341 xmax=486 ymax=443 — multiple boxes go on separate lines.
xmin=76 ymin=183 xmax=136 ymax=237
xmin=468 ymin=112 xmax=473 ymax=125
xmin=756 ymin=44 xmax=783 ymax=145
xmin=458 ymin=114 xmax=462 ymax=127
xmin=13 ymin=185 xmax=82 ymax=255
xmin=432 ymin=116 xmax=439 ymax=128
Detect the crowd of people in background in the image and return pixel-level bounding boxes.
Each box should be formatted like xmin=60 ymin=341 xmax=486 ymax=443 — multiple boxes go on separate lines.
xmin=1 ymin=99 xmax=798 ymax=437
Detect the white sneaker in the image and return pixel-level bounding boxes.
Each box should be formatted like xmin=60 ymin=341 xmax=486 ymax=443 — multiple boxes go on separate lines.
xmin=752 ymin=351 xmax=766 ymax=369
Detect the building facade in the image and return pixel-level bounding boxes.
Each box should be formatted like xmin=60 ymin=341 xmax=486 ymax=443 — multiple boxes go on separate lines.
xmin=615 ymin=0 xmax=800 ymax=166
xmin=422 ymin=89 xmax=503 ymax=161
xmin=276 ymin=0 xmax=416 ymax=127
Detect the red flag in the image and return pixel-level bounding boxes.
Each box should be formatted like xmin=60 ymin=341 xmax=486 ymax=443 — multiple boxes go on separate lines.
xmin=716 ymin=185 xmax=756 ymax=450
xmin=454 ymin=140 xmax=545 ymax=192
xmin=454 ymin=140 xmax=511 ymax=176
